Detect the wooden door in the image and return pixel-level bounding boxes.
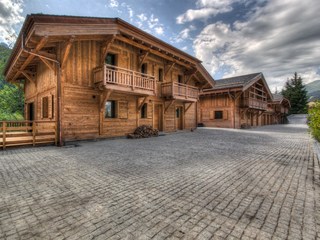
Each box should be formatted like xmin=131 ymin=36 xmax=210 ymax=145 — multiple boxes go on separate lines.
xmin=176 ymin=107 xmax=183 ymax=130
xmin=28 ymin=103 xmax=34 ymax=121
xmin=154 ymin=104 xmax=163 ymax=131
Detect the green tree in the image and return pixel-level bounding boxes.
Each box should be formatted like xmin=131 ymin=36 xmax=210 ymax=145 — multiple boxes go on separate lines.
xmin=0 ymin=43 xmax=25 ymax=120
xmin=281 ymin=72 xmax=308 ymax=114
xmin=308 ymin=101 xmax=320 ymax=142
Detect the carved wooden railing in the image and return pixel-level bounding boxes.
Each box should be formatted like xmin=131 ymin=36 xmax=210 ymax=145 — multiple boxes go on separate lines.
xmin=0 ymin=120 xmax=57 ymax=149
xmin=93 ymin=64 xmax=156 ymax=94
xmin=242 ymin=97 xmax=268 ymax=110
xmin=161 ymin=82 xmax=199 ymax=101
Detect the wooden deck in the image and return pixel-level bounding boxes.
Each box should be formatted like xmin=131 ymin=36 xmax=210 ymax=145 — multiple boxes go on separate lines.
xmin=0 ymin=121 xmax=57 ymax=149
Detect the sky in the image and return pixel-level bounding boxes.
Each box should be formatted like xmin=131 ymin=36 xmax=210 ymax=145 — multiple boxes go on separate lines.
xmin=0 ymin=0 xmax=319 ymax=91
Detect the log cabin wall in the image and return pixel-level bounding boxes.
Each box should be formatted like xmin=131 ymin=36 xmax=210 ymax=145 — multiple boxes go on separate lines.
xmin=24 ymin=61 xmax=57 ymax=122
xmin=60 ymin=39 xmax=199 ymax=139
xmin=199 ymin=94 xmax=234 ymax=128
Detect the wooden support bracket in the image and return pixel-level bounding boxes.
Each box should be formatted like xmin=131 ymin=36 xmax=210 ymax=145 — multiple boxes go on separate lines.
xmin=138 ymin=50 xmax=150 ymax=68
xmin=184 ymin=103 xmax=193 ymax=113
xmin=137 ymin=96 xmax=148 ymax=112
xmin=20 ymin=70 xmax=36 ymax=86
xmin=164 ymin=62 xmax=175 ymax=77
xmin=39 ymin=57 xmax=56 ymax=72
xmin=100 ymin=90 xmax=113 ymax=110
xmin=101 ymin=35 xmax=116 ymax=64
xmin=61 ymin=37 xmax=75 ymax=67
xmin=164 ymin=100 xmax=175 ymax=113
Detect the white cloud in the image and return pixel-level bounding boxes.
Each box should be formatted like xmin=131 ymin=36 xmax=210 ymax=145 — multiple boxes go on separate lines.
xmin=137 ymin=13 xmax=147 ymax=22
xmin=0 ymin=0 xmax=24 ymax=44
xmin=193 ymin=0 xmax=320 ymax=89
xmin=176 ymin=0 xmax=242 ymax=24
xmin=109 ymin=0 xmax=119 ymax=8
xmin=155 ymin=26 xmax=164 ymax=35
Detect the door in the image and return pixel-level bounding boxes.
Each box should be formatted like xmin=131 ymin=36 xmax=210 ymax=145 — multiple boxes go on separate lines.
xmin=176 ymin=106 xmax=183 ymax=130
xmin=154 ymin=104 xmax=163 ymax=131
xmin=28 ymin=103 xmax=34 ymax=121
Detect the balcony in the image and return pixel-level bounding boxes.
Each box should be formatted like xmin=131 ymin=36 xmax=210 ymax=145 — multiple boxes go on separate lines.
xmin=93 ymin=64 xmax=156 ymax=96
xmin=242 ymin=97 xmax=268 ymax=110
xmin=161 ymin=82 xmax=199 ymax=102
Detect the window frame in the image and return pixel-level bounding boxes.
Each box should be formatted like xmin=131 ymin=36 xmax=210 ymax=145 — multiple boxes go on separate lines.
xmin=105 ymin=100 xmax=117 ymax=118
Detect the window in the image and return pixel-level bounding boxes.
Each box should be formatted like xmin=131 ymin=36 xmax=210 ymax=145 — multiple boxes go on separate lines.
xmin=176 ymin=108 xmax=180 ymax=118
xmin=141 ymin=63 xmax=148 ymax=74
xmin=105 ymin=101 xmax=117 ymax=118
xmin=214 ymin=111 xmax=223 ymax=120
xmin=178 ymin=75 xmax=183 ymax=83
xmin=42 ymin=96 xmax=49 ymax=118
xmin=158 ymin=68 xmax=164 ymax=82
xmin=141 ymin=103 xmax=147 ymax=118
xmin=105 ymin=53 xmax=116 ymax=66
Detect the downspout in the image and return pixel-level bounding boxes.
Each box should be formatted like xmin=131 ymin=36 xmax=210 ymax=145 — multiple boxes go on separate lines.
xmin=21 ymin=34 xmax=63 ymax=146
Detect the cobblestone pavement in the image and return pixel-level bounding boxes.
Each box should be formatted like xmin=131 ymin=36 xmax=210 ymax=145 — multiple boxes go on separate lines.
xmin=0 ymin=123 xmax=319 ymax=240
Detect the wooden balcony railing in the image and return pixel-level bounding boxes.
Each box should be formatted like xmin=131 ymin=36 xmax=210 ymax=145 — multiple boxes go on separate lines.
xmin=242 ymin=98 xmax=268 ymax=110
xmin=161 ymin=82 xmax=199 ymax=102
xmin=93 ymin=64 xmax=156 ymax=95
xmin=0 ymin=121 xmax=57 ymax=149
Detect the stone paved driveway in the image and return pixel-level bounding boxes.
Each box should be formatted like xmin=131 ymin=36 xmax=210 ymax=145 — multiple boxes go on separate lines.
xmin=0 ymin=123 xmax=319 ymax=239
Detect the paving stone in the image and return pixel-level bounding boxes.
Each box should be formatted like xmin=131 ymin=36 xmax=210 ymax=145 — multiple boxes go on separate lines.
xmin=0 ymin=123 xmax=319 ymax=239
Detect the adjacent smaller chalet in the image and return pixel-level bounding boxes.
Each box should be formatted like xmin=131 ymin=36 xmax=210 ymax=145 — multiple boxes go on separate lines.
xmin=199 ymin=73 xmax=274 ymax=128
xmin=266 ymin=94 xmax=290 ymax=124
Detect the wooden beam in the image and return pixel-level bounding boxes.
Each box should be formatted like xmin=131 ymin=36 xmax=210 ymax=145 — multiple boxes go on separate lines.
xmin=101 ymin=35 xmax=116 ymax=64
xmin=100 ymin=90 xmax=113 ymax=110
xmin=20 ymin=70 xmax=36 ymax=85
xmin=115 ymin=35 xmax=194 ymax=69
xmin=164 ymin=62 xmax=175 ymax=77
xmin=12 ymin=36 xmax=48 ymax=81
xmin=184 ymin=103 xmax=193 ymax=113
xmin=138 ymin=50 xmax=150 ymax=68
xmin=185 ymin=71 xmax=197 ymax=84
xmin=38 ymin=57 xmax=55 ymax=72
xmin=61 ymin=37 xmax=74 ymax=67
xmin=165 ymin=100 xmax=175 ymax=113
xmin=137 ymin=96 xmax=148 ymax=112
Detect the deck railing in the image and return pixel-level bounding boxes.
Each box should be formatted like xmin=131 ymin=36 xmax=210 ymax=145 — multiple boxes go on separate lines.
xmin=161 ymin=82 xmax=199 ymax=101
xmin=0 ymin=120 xmax=57 ymax=149
xmin=243 ymin=98 xmax=268 ymax=110
xmin=93 ymin=64 xmax=156 ymax=93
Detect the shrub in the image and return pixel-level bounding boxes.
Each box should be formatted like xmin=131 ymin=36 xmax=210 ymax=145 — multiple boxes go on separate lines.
xmin=308 ymin=101 xmax=320 ymax=142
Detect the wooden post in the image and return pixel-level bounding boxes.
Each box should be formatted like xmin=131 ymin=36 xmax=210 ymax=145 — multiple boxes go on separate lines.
xmin=32 ymin=121 xmax=36 ymax=146
xmin=55 ymin=121 xmax=58 ymax=146
xmin=3 ymin=122 xmax=6 ymax=150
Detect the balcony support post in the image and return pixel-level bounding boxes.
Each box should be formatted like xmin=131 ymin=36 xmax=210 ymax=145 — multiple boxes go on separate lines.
xmin=165 ymin=100 xmax=175 ymax=114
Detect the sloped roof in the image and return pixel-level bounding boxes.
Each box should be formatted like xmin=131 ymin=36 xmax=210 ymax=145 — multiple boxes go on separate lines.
xmin=272 ymin=93 xmax=291 ymax=107
xmin=214 ymin=72 xmax=262 ymax=90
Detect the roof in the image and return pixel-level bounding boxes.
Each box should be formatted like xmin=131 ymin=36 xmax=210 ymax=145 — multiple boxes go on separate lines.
xmin=214 ymin=72 xmax=262 ymax=90
xmin=4 ymin=14 xmax=215 ymax=87
xmin=271 ymin=93 xmax=291 ymax=107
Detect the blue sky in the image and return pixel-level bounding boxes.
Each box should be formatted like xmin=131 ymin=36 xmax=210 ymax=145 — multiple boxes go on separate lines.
xmin=1 ymin=0 xmax=320 ymax=91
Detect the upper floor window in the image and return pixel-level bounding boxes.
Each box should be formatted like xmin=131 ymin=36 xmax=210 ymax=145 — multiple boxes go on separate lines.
xmin=105 ymin=53 xmax=116 ymax=66
xmin=158 ymin=68 xmax=164 ymax=82
xmin=141 ymin=63 xmax=148 ymax=74
xmin=178 ymin=75 xmax=183 ymax=83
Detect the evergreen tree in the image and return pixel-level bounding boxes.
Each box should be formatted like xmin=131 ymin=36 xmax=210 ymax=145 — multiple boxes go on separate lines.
xmin=281 ymin=72 xmax=308 ymax=114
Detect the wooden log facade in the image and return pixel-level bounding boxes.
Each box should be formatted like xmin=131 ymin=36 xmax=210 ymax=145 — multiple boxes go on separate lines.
xmin=4 ymin=14 xmax=215 ymax=144
xmin=199 ymin=73 xmax=290 ymax=129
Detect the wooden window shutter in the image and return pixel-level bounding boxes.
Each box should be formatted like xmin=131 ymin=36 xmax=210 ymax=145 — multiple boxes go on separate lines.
xmin=209 ymin=111 xmax=214 ymax=120
xmin=223 ymin=110 xmax=228 ymax=120
xmin=148 ymin=103 xmax=152 ymax=119
xmin=42 ymin=96 xmax=49 ymax=118
xmin=48 ymin=95 xmax=53 ymax=119
xmin=118 ymin=101 xmax=128 ymax=119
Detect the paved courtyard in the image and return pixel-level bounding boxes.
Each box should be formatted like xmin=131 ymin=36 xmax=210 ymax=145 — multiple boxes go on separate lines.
xmin=0 ymin=121 xmax=319 ymax=239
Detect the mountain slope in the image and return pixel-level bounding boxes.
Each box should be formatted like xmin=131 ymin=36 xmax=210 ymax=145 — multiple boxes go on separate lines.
xmin=305 ymin=80 xmax=320 ymax=101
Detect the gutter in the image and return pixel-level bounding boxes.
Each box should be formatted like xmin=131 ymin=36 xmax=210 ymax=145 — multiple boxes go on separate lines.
xmin=21 ymin=34 xmax=63 ymax=147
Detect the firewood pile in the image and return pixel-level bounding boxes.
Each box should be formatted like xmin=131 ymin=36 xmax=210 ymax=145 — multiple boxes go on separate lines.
xmin=127 ymin=125 xmax=159 ymax=139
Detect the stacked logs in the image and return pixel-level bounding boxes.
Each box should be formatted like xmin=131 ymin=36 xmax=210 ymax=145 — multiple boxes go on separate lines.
xmin=127 ymin=125 xmax=159 ymax=139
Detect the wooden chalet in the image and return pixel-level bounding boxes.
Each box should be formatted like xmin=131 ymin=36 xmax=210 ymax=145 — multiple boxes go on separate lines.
xmin=264 ymin=94 xmax=290 ymax=125
xmin=2 ymin=14 xmax=215 ymax=147
xmin=199 ymin=73 xmax=274 ymax=128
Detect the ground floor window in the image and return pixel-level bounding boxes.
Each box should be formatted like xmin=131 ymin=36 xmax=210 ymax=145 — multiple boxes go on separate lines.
xmin=141 ymin=103 xmax=148 ymax=118
xmin=214 ymin=111 xmax=223 ymax=119
xmin=105 ymin=100 xmax=117 ymax=118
